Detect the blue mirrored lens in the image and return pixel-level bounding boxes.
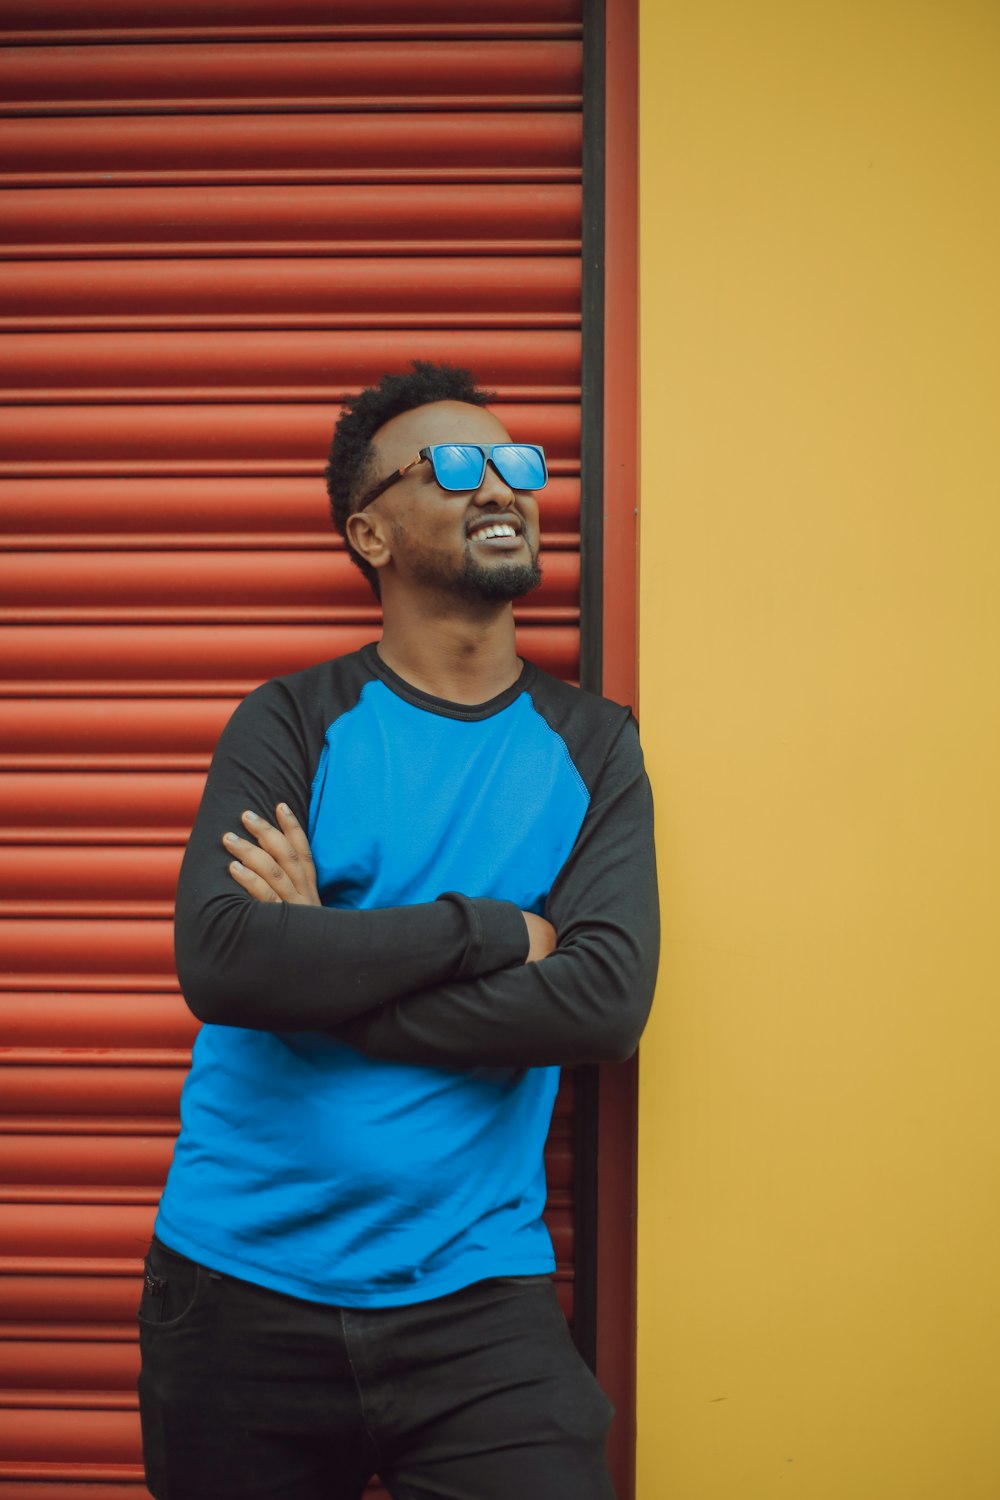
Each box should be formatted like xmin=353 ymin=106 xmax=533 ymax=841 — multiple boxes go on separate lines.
xmin=430 ymin=444 xmax=547 ymax=491
xmin=492 ymin=444 xmax=547 ymax=490
xmin=432 ymin=445 xmax=486 ymax=489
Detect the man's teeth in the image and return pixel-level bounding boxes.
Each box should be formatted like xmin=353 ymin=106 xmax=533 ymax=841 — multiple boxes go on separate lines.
xmin=473 ymin=524 xmax=517 ymax=539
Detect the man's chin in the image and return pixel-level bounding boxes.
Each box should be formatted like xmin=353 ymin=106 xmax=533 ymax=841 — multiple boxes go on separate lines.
xmin=454 ymin=556 xmax=543 ymax=603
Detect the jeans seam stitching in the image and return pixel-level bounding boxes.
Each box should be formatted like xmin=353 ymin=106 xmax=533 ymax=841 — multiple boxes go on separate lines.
xmin=339 ymin=1308 xmax=384 ymax=1471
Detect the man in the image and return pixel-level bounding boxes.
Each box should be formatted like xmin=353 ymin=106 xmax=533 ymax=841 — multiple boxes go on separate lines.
xmin=138 ymin=361 xmax=659 ymax=1499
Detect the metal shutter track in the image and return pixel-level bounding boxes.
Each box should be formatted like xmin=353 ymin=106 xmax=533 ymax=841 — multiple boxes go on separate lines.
xmin=0 ymin=1 xmax=584 ymax=1491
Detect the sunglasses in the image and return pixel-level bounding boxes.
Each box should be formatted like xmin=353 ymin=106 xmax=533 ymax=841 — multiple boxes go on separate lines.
xmin=357 ymin=443 xmax=548 ymax=510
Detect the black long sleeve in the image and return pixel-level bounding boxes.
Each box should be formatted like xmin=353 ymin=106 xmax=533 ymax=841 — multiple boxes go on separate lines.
xmin=173 ymin=667 xmax=530 ymax=1030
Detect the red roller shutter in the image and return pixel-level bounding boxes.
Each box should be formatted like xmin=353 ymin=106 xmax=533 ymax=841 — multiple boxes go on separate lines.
xmin=0 ymin=1 xmax=589 ymax=1494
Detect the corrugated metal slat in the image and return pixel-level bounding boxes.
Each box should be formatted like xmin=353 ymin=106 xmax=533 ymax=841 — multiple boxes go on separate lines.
xmin=0 ymin=184 xmax=581 ymax=258
xmin=0 ymin=0 xmax=581 ymax=43
xmin=1 ymin=330 xmax=580 ymax=402
xmin=0 ymin=256 xmax=581 ymax=330
xmin=0 ymin=403 xmax=581 ymax=475
xmin=0 ymin=114 xmax=580 ymax=188
xmin=0 ymin=551 xmax=580 ymax=617
xmin=0 ymin=41 xmax=581 ymax=115
xmin=0 ymin=701 xmax=238 ymax=768
xmin=0 ymin=995 xmax=197 ymax=1050
xmin=2 ymin=476 xmax=580 ymax=549
xmin=0 ymin=626 xmax=579 ymax=696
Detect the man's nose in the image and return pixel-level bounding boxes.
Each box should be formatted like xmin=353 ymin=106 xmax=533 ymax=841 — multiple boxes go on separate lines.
xmin=472 ymin=459 xmax=516 ymax=505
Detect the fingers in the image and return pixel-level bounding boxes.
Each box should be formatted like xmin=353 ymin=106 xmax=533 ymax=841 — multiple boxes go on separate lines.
xmin=225 ymin=852 xmax=284 ymax=904
xmin=222 ymin=803 xmax=320 ymax=906
xmin=271 ymin=803 xmax=316 ymax=870
xmin=223 ymin=825 xmax=296 ymax=904
xmin=245 ymin=806 xmax=316 ymax=894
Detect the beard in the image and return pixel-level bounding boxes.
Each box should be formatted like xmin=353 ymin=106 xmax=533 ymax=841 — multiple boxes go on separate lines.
xmin=449 ymin=551 xmax=543 ymax=602
xmin=392 ymin=522 xmax=543 ymax=603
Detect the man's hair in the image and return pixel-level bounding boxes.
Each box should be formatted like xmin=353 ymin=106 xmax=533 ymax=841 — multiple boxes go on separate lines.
xmin=325 ymin=360 xmax=494 ymax=599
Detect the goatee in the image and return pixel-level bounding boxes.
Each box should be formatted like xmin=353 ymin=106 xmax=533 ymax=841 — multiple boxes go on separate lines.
xmin=451 ymin=554 xmax=543 ymax=602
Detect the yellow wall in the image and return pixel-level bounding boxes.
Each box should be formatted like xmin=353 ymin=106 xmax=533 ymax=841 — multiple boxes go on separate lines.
xmin=635 ymin=3 xmax=1000 ymax=1496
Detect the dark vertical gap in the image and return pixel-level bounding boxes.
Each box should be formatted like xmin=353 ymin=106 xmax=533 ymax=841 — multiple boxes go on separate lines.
xmin=573 ymin=0 xmax=606 ymax=1374
xmin=579 ymin=0 xmax=606 ymax=697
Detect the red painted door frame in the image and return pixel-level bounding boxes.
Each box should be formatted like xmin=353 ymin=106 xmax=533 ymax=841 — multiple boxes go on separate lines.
xmin=595 ymin=2 xmax=640 ymax=1497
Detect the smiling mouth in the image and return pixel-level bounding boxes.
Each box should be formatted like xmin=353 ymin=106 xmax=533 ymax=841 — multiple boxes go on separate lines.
xmin=470 ymin=522 xmax=518 ymax=540
xmin=467 ymin=515 xmax=524 ymax=547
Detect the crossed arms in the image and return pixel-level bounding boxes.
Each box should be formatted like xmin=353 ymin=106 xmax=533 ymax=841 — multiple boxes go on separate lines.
xmin=223 ymin=801 xmax=559 ymax=967
xmin=173 ymin=676 xmax=659 ymax=1070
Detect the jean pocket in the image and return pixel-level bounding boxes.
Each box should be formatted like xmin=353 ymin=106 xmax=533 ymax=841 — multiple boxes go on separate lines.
xmin=137 ymin=1237 xmax=204 ymax=1328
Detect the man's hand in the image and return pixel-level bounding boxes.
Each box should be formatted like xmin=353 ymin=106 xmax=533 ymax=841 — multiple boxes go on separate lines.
xmin=522 ymin=911 xmax=557 ymax=963
xmin=223 ymin=803 xmax=320 ymax=906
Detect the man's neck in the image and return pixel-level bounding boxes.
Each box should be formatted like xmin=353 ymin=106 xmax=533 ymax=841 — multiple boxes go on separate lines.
xmin=377 ymin=605 xmax=522 ymax=705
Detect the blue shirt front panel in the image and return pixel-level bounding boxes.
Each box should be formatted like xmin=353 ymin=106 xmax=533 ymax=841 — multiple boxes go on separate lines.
xmin=156 ymin=670 xmax=591 ymax=1306
xmin=308 ymin=680 xmax=588 ymax=915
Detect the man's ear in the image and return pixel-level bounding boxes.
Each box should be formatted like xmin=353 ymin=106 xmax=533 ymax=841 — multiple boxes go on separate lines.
xmin=345 ymin=509 xmax=391 ymax=574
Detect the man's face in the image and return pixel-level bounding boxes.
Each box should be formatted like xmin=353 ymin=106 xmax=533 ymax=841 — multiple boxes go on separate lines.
xmin=362 ymin=400 xmax=542 ymax=604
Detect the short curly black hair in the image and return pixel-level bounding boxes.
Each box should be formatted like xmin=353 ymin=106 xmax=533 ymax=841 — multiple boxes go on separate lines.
xmin=325 ymin=360 xmax=494 ymax=599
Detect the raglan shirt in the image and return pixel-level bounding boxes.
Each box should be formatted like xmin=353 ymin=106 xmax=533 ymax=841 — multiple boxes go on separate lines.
xmin=157 ymin=644 xmax=658 ymax=1307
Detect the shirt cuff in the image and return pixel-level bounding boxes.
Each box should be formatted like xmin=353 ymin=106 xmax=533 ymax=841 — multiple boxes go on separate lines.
xmin=437 ymin=892 xmax=530 ymax=980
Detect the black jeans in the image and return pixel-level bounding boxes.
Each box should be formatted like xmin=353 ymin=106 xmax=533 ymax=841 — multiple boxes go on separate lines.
xmin=138 ymin=1237 xmax=616 ymax=1500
